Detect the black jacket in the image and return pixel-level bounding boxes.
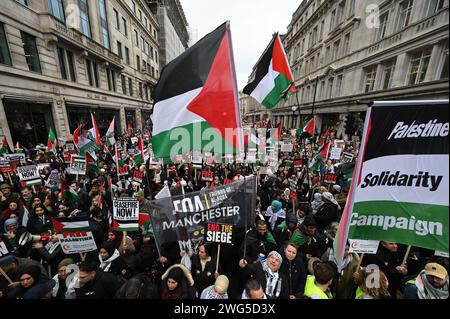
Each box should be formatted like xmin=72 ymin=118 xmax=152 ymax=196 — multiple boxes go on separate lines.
xmin=314 ymin=203 xmax=340 ymax=232
xmin=279 ymin=254 xmax=307 ymax=296
xmin=190 ymin=255 xmax=216 ymax=295
xmin=240 ymin=229 xmax=277 ymax=263
xmin=29 ymin=243 xmax=64 ymax=278
xmin=241 ymin=262 xmax=289 ymax=299
xmin=75 ymin=269 xmax=120 ymax=299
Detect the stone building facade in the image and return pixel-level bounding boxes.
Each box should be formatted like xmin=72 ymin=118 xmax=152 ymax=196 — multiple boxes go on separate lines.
xmin=0 ymin=0 xmax=160 ymax=149
xmin=243 ymin=0 xmax=449 ymax=137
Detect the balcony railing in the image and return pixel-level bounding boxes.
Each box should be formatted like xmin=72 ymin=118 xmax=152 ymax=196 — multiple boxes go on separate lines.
xmin=45 ymin=16 xmax=122 ymax=67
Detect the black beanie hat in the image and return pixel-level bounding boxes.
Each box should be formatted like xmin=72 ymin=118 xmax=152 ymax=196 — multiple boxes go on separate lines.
xmin=303 ymin=215 xmax=317 ymax=227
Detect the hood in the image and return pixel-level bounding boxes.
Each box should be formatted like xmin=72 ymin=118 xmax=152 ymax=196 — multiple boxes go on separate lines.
xmin=161 ymin=264 xmax=194 ymax=287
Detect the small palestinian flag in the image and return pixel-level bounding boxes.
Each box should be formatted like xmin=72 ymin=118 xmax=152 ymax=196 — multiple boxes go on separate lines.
xmin=134 ymin=135 xmax=145 ymax=165
xmin=151 ymin=22 xmax=243 ymax=159
xmin=297 ymin=116 xmax=315 ymax=138
xmin=113 ymin=219 xmax=138 ymax=232
xmin=243 ymin=33 xmax=295 ymax=109
xmin=47 ymin=127 xmax=58 ymax=153
xmin=21 ymin=178 xmax=42 ymax=187
xmin=0 ymin=136 xmax=11 ymax=154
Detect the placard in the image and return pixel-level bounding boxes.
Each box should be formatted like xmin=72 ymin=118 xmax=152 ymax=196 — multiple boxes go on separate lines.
xmin=113 ymin=198 xmax=139 ymax=231
xmin=45 ymin=169 xmax=60 ymax=188
xmin=202 ymin=170 xmax=213 ymax=181
xmin=53 ymin=217 xmax=97 ymax=254
xmin=205 ymin=223 xmax=233 ymax=244
xmin=280 ymin=143 xmax=293 ymax=152
xmin=342 ymin=152 xmax=354 ymax=163
xmin=434 ymin=250 xmax=449 ymax=258
xmin=67 ymin=155 xmax=86 ymax=175
xmin=133 ymin=170 xmax=143 ymax=184
xmin=323 ymin=173 xmax=337 ymax=184
xmin=0 ymin=160 xmax=14 ymax=173
xmin=17 ymin=165 xmax=39 ymax=181
xmin=329 ymin=147 xmax=343 ymax=160
xmin=349 ymin=239 xmax=380 ymax=254
xmin=4 ymin=153 xmax=26 ymax=165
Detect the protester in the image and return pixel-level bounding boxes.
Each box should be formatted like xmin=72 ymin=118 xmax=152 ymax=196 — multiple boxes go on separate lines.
xmin=239 ymin=219 xmax=277 ymax=264
xmin=51 ymin=258 xmax=77 ymax=299
xmin=303 ymin=261 xmax=335 ymax=299
xmin=7 ymin=265 xmax=55 ymax=299
xmin=75 ymin=260 xmax=120 ymax=299
xmin=404 ymin=262 xmax=449 ymax=299
xmin=161 ymin=264 xmax=196 ymax=299
xmin=354 ymin=267 xmax=391 ymax=299
xmin=200 ymin=275 xmax=229 ymax=299
xmin=279 ymin=242 xmax=307 ymax=298
xmin=190 ymin=242 xmax=217 ymax=295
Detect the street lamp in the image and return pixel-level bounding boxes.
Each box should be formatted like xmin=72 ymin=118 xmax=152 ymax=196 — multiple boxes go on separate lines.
xmin=291 ymin=106 xmax=298 ymax=129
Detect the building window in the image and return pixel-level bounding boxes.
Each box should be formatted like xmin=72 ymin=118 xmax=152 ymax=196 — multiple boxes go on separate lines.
xmin=144 ymin=17 xmax=148 ymax=29
xmin=327 ymin=77 xmax=334 ymax=99
xmin=131 ymin=1 xmax=136 ymax=13
xmin=151 ymin=66 xmax=155 ymax=78
xmin=113 ymin=9 xmax=119 ymax=30
xmin=48 ymin=0 xmax=65 ymax=22
xmin=332 ymin=39 xmax=340 ymax=60
xmin=325 ymin=45 xmax=331 ymax=63
xmin=67 ymin=51 xmax=76 ymax=82
xmin=140 ymin=36 xmax=144 ymax=50
xmin=407 ymin=48 xmax=432 ymax=85
xmin=136 ymin=55 xmax=140 ymax=70
xmin=106 ymin=68 xmax=115 ymax=92
xmin=319 ymin=19 xmax=325 ymax=40
xmin=21 ymin=31 xmax=41 ymax=73
xmin=16 ymin=0 xmax=28 ymax=5
xmin=364 ymin=65 xmax=377 ymax=92
xmin=337 ymin=0 xmax=346 ymax=24
xmin=117 ymin=41 xmax=122 ymax=58
xmin=330 ymin=9 xmax=336 ymax=30
xmin=426 ymin=0 xmax=445 ymax=17
xmin=320 ymin=80 xmax=326 ymax=98
xmin=79 ymin=0 xmax=91 ymax=38
xmin=128 ymin=78 xmax=133 ymax=96
xmin=86 ymin=59 xmax=99 ymax=87
xmin=375 ymin=12 xmax=389 ymax=42
xmin=381 ymin=59 xmax=396 ymax=89
xmin=57 ymin=47 xmax=67 ymax=80
xmin=121 ymin=74 xmax=127 ymax=94
xmin=155 ymin=51 xmax=158 ymax=63
xmin=139 ymin=82 xmax=143 ymax=99
xmin=144 ymin=41 xmax=149 ymax=55
xmin=342 ymin=33 xmax=351 ymax=55
xmin=144 ymin=84 xmax=149 ymax=100
xmin=122 ymin=17 xmax=127 ymax=36
xmin=138 ymin=9 xmax=142 ymax=21
xmin=348 ymin=0 xmax=356 ymax=17
xmin=438 ymin=44 xmax=449 ymax=79
xmin=0 ymin=23 xmax=12 ymax=66
xmin=125 ymin=47 xmax=130 ymax=64
xmin=134 ymin=30 xmax=138 ymax=45
xmin=397 ymin=0 xmax=414 ymax=31
xmin=98 ymin=0 xmax=110 ymax=49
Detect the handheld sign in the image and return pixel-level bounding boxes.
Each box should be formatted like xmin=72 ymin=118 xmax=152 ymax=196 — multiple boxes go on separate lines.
xmin=205 ymin=223 xmax=233 ymax=244
xmin=117 ymin=164 xmax=129 ymax=176
xmin=341 ymin=152 xmax=354 ymax=163
xmin=329 ymin=147 xmax=343 ymax=160
xmin=293 ymin=159 xmax=302 ymax=168
xmin=0 ymin=234 xmax=14 ymax=258
xmin=17 ymin=165 xmax=41 ymax=186
xmin=5 ymin=153 xmax=26 ymax=165
xmin=323 ymin=173 xmax=337 ymax=184
xmin=202 ymin=170 xmax=213 ymax=181
xmin=52 ymin=217 xmax=97 ymax=254
xmin=349 ymin=239 xmax=380 ymax=254
xmin=45 ymin=169 xmax=60 ymax=188
xmin=0 ymin=160 xmax=14 ymax=173
xmin=281 ymin=143 xmax=293 ymax=152
xmin=133 ymin=170 xmax=143 ymax=184
xmin=68 ymin=155 xmax=86 ymax=175
xmin=113 ymin=198 xmax=139 ymax=231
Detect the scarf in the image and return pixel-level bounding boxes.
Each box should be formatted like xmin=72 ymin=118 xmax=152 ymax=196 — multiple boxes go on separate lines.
xmin=201 ymin=286 xmax=228 ymax=299
xmin=99 ymin=249 xmax=120 ymax=272
xmin=266 ymin=206 xmax=286 ymax=230
xmin=162 ymin=286 xmax=182 ymax=299
xmin=45 ymin=241 xmax=60 ymax=254
xmin=261 ymin=260 xmax=282 ymax=298
xmin=416 ymin=270 xmax=449 ymax=299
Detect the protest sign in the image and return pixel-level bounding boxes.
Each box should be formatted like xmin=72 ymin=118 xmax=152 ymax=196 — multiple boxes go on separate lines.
xmin=0 ymin=234 xmax=14 ymax=258
xmin=342 ymin=152 xmax=354 ymax=163
xmin=329 ymin=147 xmax=343 ymax=160
xmin=4 ymin=153 xmax=26 ymax=165
xmin=17 ymin=165 xmax=41 ymax=186
xmin=202 ymin=170 xmax=214 ymax=181
xmin=67 ymin=155 xmax=86 ymax=175
xmin=0 ymin=160 xmax=13 ymax=173
xmin=293 ymin=159 xmax=303 ymax=168
xmin=323 ymin=173 xmax=337 ymax=184
xmin=45 ymin=169 xmax=60 ymax=188
xmin=52 ymin=217 xmax=97 ymax=254
xmin=133 ymin=171 xmax=143 ymax=184
xmin=149 ymin=176 xmax=256 ymax=254
xmin=205 ymin=223 xmax=233 ymax=244
xmin=339 ymin=100 xmax=449 ymax=259
xmin=113 ymin=198 xmax=139 ymax=231
xmin=349 ymin=239 xmax=380 ymax=254
xmin=280 ymin=143 xmax=293 ymax=152
xmin=434 ymin=250 xmax=449 ymax=258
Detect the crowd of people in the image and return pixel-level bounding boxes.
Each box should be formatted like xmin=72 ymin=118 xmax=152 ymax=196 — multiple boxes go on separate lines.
xmin=0 ymin=127 xmax=448 ymax=300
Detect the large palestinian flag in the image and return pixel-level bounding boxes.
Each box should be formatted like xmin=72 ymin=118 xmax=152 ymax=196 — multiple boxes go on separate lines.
xmin=151 ymin=22 xmax=243 ymax=159
xmin=243 ymin=33 xmax=295 ymax=109
xmin=334 ymin=100 xmax=449 ymax=271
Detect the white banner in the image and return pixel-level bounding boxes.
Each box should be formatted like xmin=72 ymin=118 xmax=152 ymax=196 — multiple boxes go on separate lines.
xmin=330 ymin=147 xmax=343 ymax=160
xmin=17 ymin=165 xmax=39 ymax=181
xmin=349 ymin=239 xmax=380 ymax=254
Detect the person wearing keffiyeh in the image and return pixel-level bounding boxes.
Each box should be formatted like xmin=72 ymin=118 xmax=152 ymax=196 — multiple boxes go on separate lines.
xmin=238 ymin=250 xmax=289 ymax=299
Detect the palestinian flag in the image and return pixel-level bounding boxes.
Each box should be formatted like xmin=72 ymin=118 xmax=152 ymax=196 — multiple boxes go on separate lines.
xmin=243 ymin=33 xmax=295 ymax=109
xmin=105 ymin=117 xmax=116 ymax=146
xmin=0 ymin=136 xmax=11 ymax=155
xmin=20 ymin=178 xmax=41 ymax=187
xmin=21 ymin=206 xmax=31 ymax=227
xmin=115 ymin=144 xmax=128 ymax=176
xmin=113 ymin=219 xmax=138 ymax=232
xmin=86 ymin=152 xmax=99 ymax=173
xmin=47 ymin=127 xmax=58 ymax=153
xmin=151 ymin=22 xmax=243 ymax=159
xmin=297 ymin=116 xmax=315 ymax=138
xmin=134 ymin=135 xmax=145 ymax=165
xmin=73 ymin=125 xmax=98 ymax=158
xmin=267 ymin=122 xmax=282 ymax=145
xmin=64 ymin=188 xmax=81 ymax=202
xmin=89 ymin=113 xmax=101 ymax=146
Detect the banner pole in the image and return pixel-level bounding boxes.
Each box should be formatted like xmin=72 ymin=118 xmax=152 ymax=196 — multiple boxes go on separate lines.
xmin=356 ymin=253 xmax=365 ymax=270
xmin=7 ymin=172 xmax=13 ymax=185
xmin=122 ymin=231 xmax=127 ymax=254
xmin=402 ymin=245 xmax=412 ymax=266
xmin=0 ymin=265 xmax=14 ymax=284
xmin=215 ymin=244 xmax=221 ymax=273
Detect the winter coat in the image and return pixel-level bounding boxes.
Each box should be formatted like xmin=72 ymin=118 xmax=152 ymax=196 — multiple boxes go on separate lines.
xmin=279 ymin=253 xmax=307 ymax=296
xmin=75 ymin=269 xmax=120 ymax=299
xmin=240 ymin=229 xmax=277 ymax=263
xmin=29 ymin=242 xmax=64 ymax=278
xmin=160 ymin=264 xmax=196 ymax=299
xmin=314 ymin=202 xmax=340 ymax=232
xmin=191 ymin=255 xmax=216 ymax=295
xmin=115 ymin=273 xmax=159 ymax=299
xmin=240 ymin=261 xmax=289 ymax=299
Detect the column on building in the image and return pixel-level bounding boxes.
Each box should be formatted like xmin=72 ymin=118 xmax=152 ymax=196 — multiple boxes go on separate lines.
xmin=391 ymin=53 xmax=408 ymax=88
xmin=0 ymin=98 xmax=13 ymax=148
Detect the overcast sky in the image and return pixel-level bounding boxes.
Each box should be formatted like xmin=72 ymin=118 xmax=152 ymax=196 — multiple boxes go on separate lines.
xmin=182 ymin=0 xmax=302 ymax=91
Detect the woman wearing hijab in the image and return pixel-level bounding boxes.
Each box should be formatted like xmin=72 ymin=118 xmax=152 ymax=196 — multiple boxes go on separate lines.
xmin=26 ymin=203 xmax=53 ymax=235
xmin=7 ymin=265 xmax=55 ymax=299
xmin=161 ymin=264 xmax=196 ymax=299
xmin=265 ymin=200 xmax=286 ymax=231
xmin=98 ymin=240 xmax=131 ymax=282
